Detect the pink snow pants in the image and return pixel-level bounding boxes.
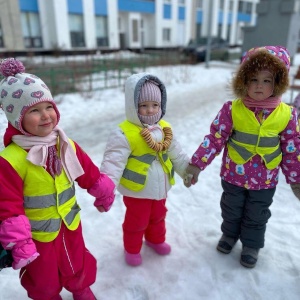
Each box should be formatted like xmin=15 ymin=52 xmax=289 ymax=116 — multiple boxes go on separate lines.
xmin=20 ymin=222 xmax=97 ymax=300
xmin=122 ymin=196 xmax=167 ymax=254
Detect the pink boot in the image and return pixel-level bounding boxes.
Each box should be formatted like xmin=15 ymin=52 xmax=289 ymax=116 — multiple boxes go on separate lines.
xmin=124 ymin=250 xmax=142 ymax=266
xmin=73 ymin=287 xmax=96 ymax=300
xmin=145 ymin=241 xmax=171 ymax=255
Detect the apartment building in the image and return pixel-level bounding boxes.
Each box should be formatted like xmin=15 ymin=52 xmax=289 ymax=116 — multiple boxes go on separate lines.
xmin=0 ymin=0 xmax=259 ymax=52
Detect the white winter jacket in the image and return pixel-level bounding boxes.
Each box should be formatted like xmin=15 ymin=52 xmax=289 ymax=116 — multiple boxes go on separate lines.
xmin=100 ymin=72 xmax=189 ymax=200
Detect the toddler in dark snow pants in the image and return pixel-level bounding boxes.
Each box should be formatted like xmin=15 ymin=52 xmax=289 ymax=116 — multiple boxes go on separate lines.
xmin=184 ymin=45 xmax=300 ymax=268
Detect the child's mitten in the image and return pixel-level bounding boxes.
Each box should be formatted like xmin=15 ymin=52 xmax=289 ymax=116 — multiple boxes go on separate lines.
xmin=291 ymin=183 xmax=300 ymax=200
xmin=88 ymin=173 xmax=116 ymax=212
xmin=184 ymin=164 xmax=201 ymax=187
xmin=94 ymin=195 xmax=115 ymax=212
xmin=0 ymin=215 xmax=39 ymax=270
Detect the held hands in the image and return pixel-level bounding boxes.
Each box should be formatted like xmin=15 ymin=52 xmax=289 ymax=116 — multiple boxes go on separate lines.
xmin=0 ymin=215 xmax=39 ymax=270
xmin=88 ymin=173 xmax=116 ymax=212
xmin=290 ymin=183 xmax=300 ymax=201
xmin=94 ymin=194 xmax=115 ymax=212
xmin=184 ymin=164 xmax=201 ymax=188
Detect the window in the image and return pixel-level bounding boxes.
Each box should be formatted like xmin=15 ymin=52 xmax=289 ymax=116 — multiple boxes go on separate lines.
xmin=238 ymin=1 xmax=253 ymax=14
xmin=21 ymin=12 xmax=42 ymax=48
xmin=69 ymin=14 xmax=85 ymax=47
xmin=246 ymin=2 xmax=252 ymax=14
xmin=95 ymin=16 xmax=108 ymax=47
xmin=219 ymin=0 xmax=224 ymax=10
xmin=162 ymin=28 xmax=171 ymax=41
xmin=132 ymin=19 xmax=138 ymax=42
xmin=196 ymin=0 xmax=203 ymax=9
xmin=178 ymin=0 xmax=185 ymax=4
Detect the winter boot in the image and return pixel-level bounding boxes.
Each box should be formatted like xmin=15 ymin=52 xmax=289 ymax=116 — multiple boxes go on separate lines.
xmin=217 ymin=234 xmax=238 ymax=254
xmin=124 ymin=251 xmax=142 ymax=266
xmin=145 ymin=241 xmax=171 ymax=255
xmin=73 ymin=287 xmax=96 ymax=300
xmin=240 ymin=246 xmax=259 ymax=268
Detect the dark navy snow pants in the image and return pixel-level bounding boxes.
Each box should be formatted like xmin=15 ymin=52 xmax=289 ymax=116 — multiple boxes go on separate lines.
xmin=220 ymin=180 xmax=275 ymax=249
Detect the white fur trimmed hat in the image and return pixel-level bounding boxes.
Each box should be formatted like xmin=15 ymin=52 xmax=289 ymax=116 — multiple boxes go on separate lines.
xmin=0 ymin=58 xmax=60 ymax=134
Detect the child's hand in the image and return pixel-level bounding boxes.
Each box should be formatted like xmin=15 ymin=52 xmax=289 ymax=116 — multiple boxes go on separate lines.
xmin=94 ymin=194 xmax=115 ymax=212
xmin=184 ymin=173 xmax=194 ymax=187
xmin=0 ymin=215 xmax=40 ymax=270
xmin=11 ymin=240 xmax=39 ymax=269
xmin=88 ymin=174 xmax=116 ymax=212
xmin=95 ymin=205 xmax=106 ymax=213
xmin=291 ymin=183 xmax=300 ymax=200
xmin=184 ymin=164 xmax=201 ymax=187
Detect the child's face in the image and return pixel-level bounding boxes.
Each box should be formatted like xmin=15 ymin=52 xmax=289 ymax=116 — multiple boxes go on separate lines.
xmin=22 ymin=102 xmax=58 ymax=136
xmin=247 ymin=70 xmax=274 ymax=101
xmin=138 ymin=101 xmax=160 ymax=116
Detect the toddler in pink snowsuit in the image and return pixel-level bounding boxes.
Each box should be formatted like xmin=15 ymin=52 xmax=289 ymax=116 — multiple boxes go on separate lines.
xmin=0 ymin=58 xmax=115 ymax=300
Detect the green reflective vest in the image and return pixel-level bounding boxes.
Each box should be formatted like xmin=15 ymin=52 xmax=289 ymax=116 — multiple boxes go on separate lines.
xmin=228 ymin=99 xmax=291 ymax=169
xmin=119 ymin=120 xmax=175 ymax=191
xmin=0 ymin=140 xmax=80 ymax=242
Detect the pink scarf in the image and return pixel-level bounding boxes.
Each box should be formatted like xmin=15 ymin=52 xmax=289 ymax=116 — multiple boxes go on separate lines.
xmin=242 ymin=96 xmax=281 ymax=109
xmin=12 ymin=126 xmax=84 ymax=183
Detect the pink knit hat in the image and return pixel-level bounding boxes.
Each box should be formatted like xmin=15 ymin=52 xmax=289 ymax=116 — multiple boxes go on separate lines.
xmin=138 ymin=80 xmax=162 ymax=125
xmin=0 ymin=58 xmax=60 ymax=135
xmin=241 ymin=45 xmax=290 ymax=70
xmin=138 ymin=80 xmax=161 ymax=104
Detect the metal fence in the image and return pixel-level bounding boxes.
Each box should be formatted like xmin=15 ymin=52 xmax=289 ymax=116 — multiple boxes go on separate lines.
xmin=21 ymin=50 xmax=186 ymax=96
xmin=0 ymin=49 xmax=241 ymax=96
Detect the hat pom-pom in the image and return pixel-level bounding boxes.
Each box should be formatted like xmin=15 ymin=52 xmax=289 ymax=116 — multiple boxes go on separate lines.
xmin=0 ymin=58 xmax=25 ymax=77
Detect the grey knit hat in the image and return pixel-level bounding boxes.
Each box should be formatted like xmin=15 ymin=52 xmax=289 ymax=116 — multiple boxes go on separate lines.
xmin=138 ymin=80 xmax=162 ymax=104
xmin=0 ymin=58 xmax=60 ymax=135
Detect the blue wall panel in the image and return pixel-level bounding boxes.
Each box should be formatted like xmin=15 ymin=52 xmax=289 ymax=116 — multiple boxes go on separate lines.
xmin=237 ymin=13 xmax=251 ymax=22
xmin=94 ymin=0 xmax=107 ymax=15
xmin=118 ymin=0 xmax=155 ymax=13
xmin=67 ymin=0 xmax=83 ymax=14
xmin=19 ymin=0 xmax=38 ymax=12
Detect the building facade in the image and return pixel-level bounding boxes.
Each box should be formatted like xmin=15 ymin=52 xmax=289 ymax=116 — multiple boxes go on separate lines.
xmin=0 ymin=0 xmax=259 ymax=52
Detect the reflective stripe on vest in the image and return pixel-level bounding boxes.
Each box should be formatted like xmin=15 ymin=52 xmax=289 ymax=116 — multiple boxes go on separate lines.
xmin=122 ymin=154 xmax=156 ymax=184
xmin=24 ymin=186 xmax=75 ymax=208
xmin=0 ymin=140 xmax=81 ymax=242
xmin=228 ymin=99 xmax=291 ymax=169
xmin=119 ymin=120 xmax=175 ymax=191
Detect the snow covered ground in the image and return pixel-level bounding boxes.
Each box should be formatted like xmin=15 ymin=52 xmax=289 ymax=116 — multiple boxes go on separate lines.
xmin=0 ymin=53 xmax=300 ymax=300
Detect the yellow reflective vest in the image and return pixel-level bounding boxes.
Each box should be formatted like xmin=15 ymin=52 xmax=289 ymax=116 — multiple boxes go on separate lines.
xmin=119 ymin=120 xmax=175 ymax=191
xmin=227 ymin=99 xmax=291 ymax=169
xmin=0 ymin=140 xmax=80 ymax=242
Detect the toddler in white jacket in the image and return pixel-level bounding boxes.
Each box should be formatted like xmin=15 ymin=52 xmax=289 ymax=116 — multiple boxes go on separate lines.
xmin=100 ymin=72 xmax=189 ymax=266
